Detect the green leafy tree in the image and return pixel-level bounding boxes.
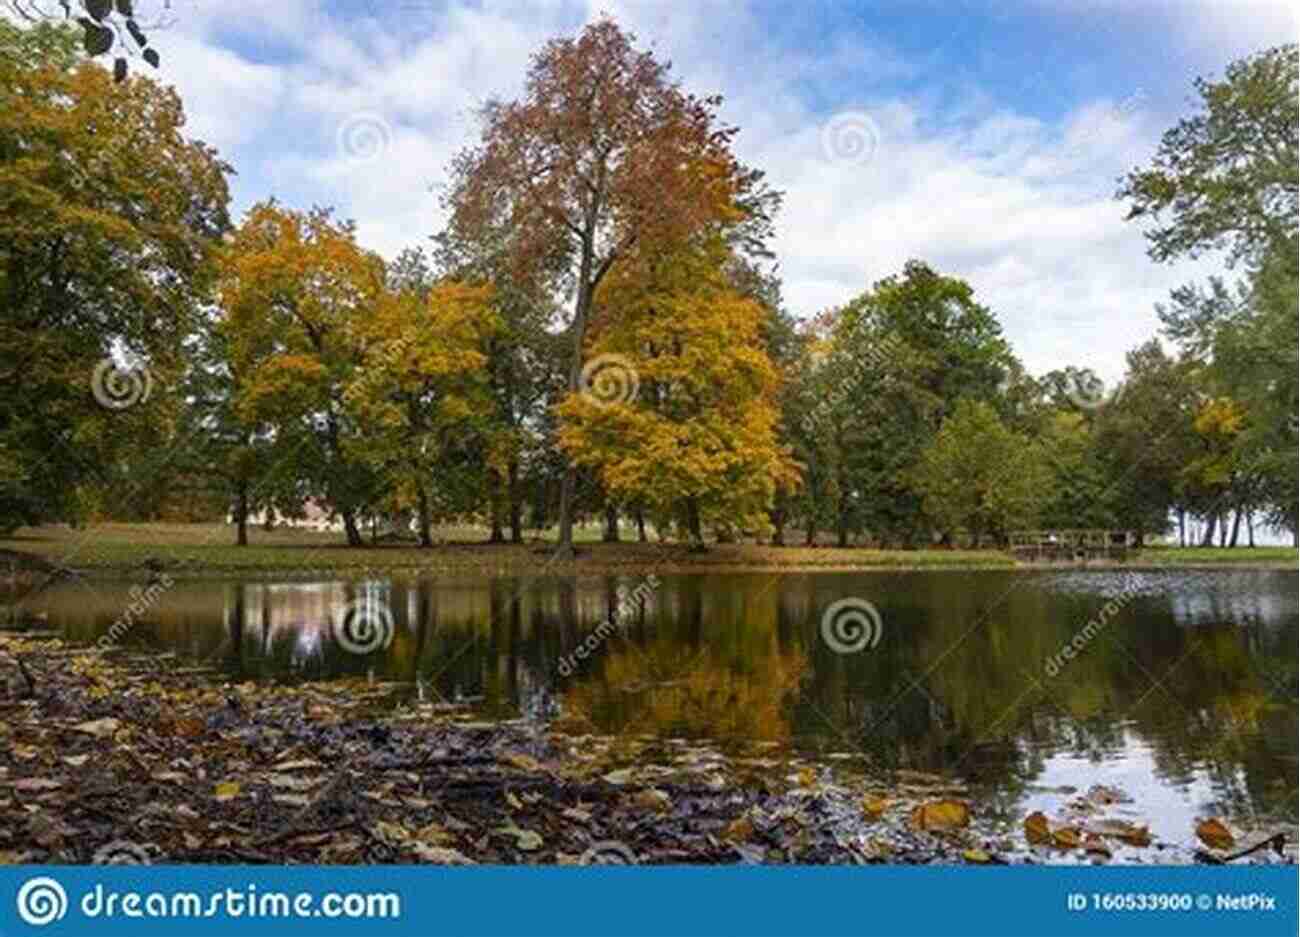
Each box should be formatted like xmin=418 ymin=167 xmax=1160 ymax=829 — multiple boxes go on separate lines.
xmin=911 ymin=400 xmax=1048 ymax=546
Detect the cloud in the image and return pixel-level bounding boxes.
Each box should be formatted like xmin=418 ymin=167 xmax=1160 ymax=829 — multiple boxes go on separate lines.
xmin=143 ymin=0 xmax=1249 ymax=384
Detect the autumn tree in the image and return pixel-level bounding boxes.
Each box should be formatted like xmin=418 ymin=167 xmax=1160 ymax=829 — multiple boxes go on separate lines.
xmin=342 ymin=280 xmax=498 ymax=547
xmin=0 ymin=19 xmax=229 ymax=528
xmin=218 ymin=203 xmax=384 ymax=546
xmin=442 ymin=17 xmax=774 ymax=553
xmin=557 ymin=237 xmax=798 ymax=550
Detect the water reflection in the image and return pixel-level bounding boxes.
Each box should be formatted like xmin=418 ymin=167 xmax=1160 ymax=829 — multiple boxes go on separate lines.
xmin=8 ymin=568 xmax=1297 ymax=833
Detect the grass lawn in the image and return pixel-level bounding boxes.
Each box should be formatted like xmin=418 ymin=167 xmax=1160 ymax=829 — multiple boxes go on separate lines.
xmin=0 ymin=523 xmax=1293 ymax=577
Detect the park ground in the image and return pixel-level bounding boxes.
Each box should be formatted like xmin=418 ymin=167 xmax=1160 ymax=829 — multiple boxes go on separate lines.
xmin=0 ymin=523 xmax=1294 ymax=578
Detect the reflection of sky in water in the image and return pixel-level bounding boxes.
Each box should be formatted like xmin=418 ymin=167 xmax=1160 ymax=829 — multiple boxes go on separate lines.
xmin=1019 ymin=724 xmax=1232 ymax=847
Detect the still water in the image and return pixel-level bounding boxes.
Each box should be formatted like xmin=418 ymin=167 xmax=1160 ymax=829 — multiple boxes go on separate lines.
xmin=7 ymin=568 xmax=1298 ymax=842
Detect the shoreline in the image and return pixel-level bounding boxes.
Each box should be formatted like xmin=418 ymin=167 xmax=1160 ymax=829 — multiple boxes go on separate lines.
xmin=1 ymin=632 xmax=1284 ymax=866
xmin=3 ymin=537 xmax=1296 ymax=581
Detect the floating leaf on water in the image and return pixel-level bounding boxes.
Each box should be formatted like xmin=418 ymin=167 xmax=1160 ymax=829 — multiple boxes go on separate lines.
xmin=1083 ymin=834 xmax=1112 ymax=858
xmin=1196 ymin=818 xmax=1235 ymax=851
xmin=909 ymin=799 xmax=971 ymax=831
xmin=1024 ymin=811 xmax=1051 ymax=845
xmin=1051 ymin=826 xmax=1083 ymax=849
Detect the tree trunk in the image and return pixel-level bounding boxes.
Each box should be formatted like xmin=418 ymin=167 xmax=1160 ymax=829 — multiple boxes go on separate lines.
xmin=556 ymin=254 xmax=596 ymax=552
xmin=234 ymin=483 xmax=249 ymax=547
xmin=1218 ymin=512 xmax=1229 ymax=547
xmin=684 ymin=497 xmax=705 ymax=551
xmin=342 ymin=510 xmax=363 ymax=547
xmin=1200 ymin=513 xmax=1217 ymax=547
xmin=416 ymin=485 xmax=432 ymax=548
xmin=508 ymin=459 xmax=523 ymax=544
xmin=635 ymin=507 xmax=647 ymax=543
xmin=603 ymin=502 xmax=620 ymax=542
xmin=1228 ymin=508 xmax=1242 ymax=548
xmin=771 ymin=506 xmax=786 ymax=546
xmin=1247 ymin=511 xmax=1255 ymax=548
xmin=805 ymin=517 xmax=817 ymax=547
xmin=1177 ymin=509 xmax=1185 ymax=548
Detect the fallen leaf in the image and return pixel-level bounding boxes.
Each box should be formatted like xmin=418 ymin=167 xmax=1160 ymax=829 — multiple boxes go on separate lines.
xmin=502 ymin=752 xmax=543 ymax=773
xmin=602 ymin=769 xmax=635 ymax=786
xmin=72 ymin=717 xmax=121 ymax=739
xmin=213 ymin=781 xmax=241 ymax=802
xmin=909 ymin=799 xmax=971 ymax=831
xmin=410 ymin=844 xmax=474 ymax=864
xmin=514 ymin=829 xmax=544 ymax=852
xmin=1052 ymin=826 xmax=1083 ymax=849
xmin=796 ymin=767 xmax=817 ymax=788
xmin=962 ymin=848 xmax=991 ymax=863
xmin=861 ymin=794 xmax=889 ymax=818
xmin=723 ymin=815 xmax=754 ymax=843
xmin=1024 ymin=811 xmax=1051 ymax=845
xmin=1196 ymin=818 xmax=1235 ymax=851
xmin=562 ymin=807 xmax=592 ymax=824
xmin=10 ymin=778 xmax=61 ymax=792
xmin=271 ymin=758 xmax=322 ymax=772
xmin=633 ymin=788 xmax=671 ymax=813
xmin=61 ymin=755 xmax=90 ymax=768
xmin=1084 ymin=834 xmax=1112 ymax=858
xmin=504 ymin=791 xmax=523 ymax=810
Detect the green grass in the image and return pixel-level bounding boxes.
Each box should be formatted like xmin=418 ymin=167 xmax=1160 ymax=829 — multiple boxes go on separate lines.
xmin=1132 ymin=545 xmax=1298 ymax=566
xmin=2 ymin=522 xmax=1017 ymax=576
xmin=2 ymin=524 xmax=1292 ymax=577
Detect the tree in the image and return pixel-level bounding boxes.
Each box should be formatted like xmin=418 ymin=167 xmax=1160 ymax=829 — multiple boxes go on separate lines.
xmin=0 ymin=19 xmax=229 ymax=528
xmin=1119 ymin=44 xmax=1297 ymax=266
xmin=5 ymin=2 xmax=166 ymax=81
xmin=218 ymin=203 xmax=384 ymax=547
xmin=556 ymin=237 xmax=797 ymax=550
xmin=1093 ymin=342 xmax=1202 ymax=543
xmin=442 ymin=17 xmax=773 ymax=552
xmin=911 ymin=400 xmax=1048 ymax=546
xmin=342 ymin=281 xmax=498 ymax=547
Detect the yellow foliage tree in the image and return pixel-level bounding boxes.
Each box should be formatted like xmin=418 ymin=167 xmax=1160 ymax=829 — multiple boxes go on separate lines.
xmin=557 ymin=239 xmax=799 ymax=547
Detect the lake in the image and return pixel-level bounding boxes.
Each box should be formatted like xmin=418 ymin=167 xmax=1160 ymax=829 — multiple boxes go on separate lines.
xmin=5 ymin=567 xmax=1296 ymax=848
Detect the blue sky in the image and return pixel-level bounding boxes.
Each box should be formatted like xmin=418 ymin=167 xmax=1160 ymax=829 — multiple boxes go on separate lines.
xmin=145 ymin=0 xmax=1295 ymax=383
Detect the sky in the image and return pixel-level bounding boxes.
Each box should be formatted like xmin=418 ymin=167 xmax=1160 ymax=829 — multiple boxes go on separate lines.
xmin=133 ymin=0 xmax=1296 ymax=385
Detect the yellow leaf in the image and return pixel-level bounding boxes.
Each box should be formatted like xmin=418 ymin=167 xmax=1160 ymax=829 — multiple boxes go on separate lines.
xmin=962 ymin=848 xmax=991 ymax=863
xmin=861 ymin=794 xmax=889 ymax=818
xmin=909 ymin=799 xmax=971 ymax=831
xmin=723 ymin=815 xmax=754 ymax=843
xmin=1196 ymin=818 xmax=1235 ymax=851
xmin=1052 ymin=826 xmax=1083 ymax=849
xmin=214 ymin=781 xmax=241 ymax=801
xmin=1024 ymin=810 xmax=1051 ymax=845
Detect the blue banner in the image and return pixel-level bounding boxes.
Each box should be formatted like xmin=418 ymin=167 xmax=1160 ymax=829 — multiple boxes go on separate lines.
xmin=1 ymin=866 xmax=1295 ymax=937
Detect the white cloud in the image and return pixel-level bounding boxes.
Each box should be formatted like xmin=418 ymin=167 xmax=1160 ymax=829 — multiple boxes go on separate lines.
xmin=145 ymin=0 xmax=1252 ymax=385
